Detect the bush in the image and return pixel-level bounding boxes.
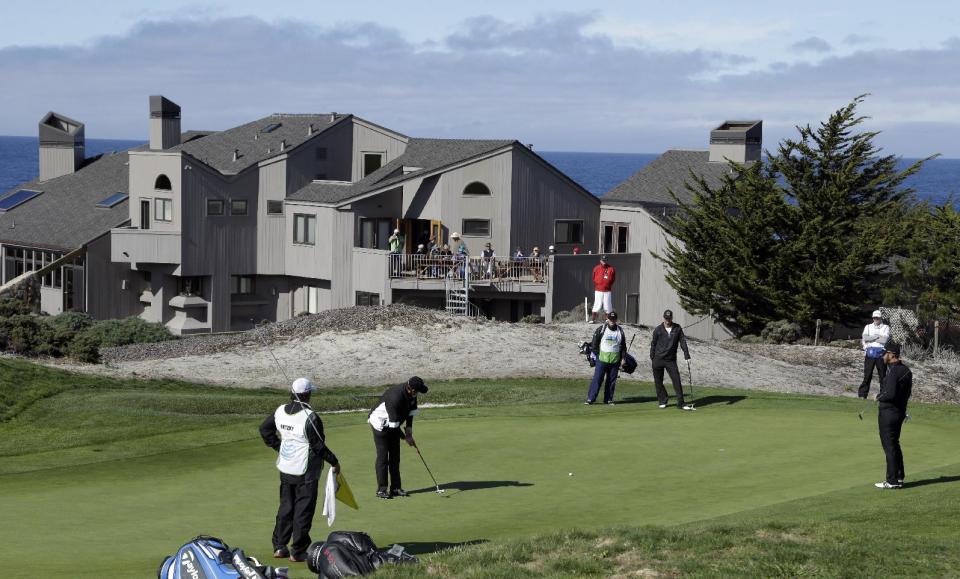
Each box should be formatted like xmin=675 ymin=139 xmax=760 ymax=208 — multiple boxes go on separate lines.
xmin=738 ymin=334 xmax=764 ymax=344
xmin=760 ymin=320 xmax=803 ymax=344
xmin=69 ymin=317 xmax=174 ymax=362
xmin=552 ymin=303 xmax=587 ymax=323
xmin=795 ymin=337 xmax=814 ymax=346
xmin=0 ymin=298 xmax=31 ymax=318
xmin=520 ymin=314 xmax=545 ymax=324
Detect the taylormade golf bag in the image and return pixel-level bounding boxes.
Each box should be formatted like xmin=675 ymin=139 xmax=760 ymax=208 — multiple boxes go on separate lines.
xmin=578 ymin=341 xmax=597 ymax=367
xmin=157 ymin=535 xmax=288 ymax=579
xmin=306 ymin=531 xmax=417 ymax=578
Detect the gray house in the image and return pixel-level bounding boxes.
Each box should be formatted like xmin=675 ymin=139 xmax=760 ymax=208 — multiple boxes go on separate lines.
xmin=597 ymin=121 xmax=763 ymax=339
xmin=0 ymin=112 xmax=139 ymax=318
xmin=104 ymin=96 xmax=603 ymax=332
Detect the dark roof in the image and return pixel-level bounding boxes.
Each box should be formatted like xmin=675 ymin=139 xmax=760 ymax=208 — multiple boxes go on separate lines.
xmin=288 ymin=138 xmax=515 ymax=205
xmin=602 ymin=150 xmax=733 ymax=207
xmin=175 ymin=114 xmax=349 ymax=174
xmin=0 ymin=150 xmax=133 ymax=250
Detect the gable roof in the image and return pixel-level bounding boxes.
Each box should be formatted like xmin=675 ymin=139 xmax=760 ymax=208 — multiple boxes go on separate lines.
xmin=288 ymin=138 xmax=515 ymax=205
xmin=174 ymin=113 xmax=350 ymax=174
xmin=0 ymin=150 xmax=133 ymax=250
xmin=602 ymin=149 xmax=733 ymax=207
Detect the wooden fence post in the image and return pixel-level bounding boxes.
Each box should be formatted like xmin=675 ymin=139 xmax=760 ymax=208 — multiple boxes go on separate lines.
xmin=934 ymin=320 xmax=940 ymax=353
xmin=814 ymin=319 xmax=821 ymax=346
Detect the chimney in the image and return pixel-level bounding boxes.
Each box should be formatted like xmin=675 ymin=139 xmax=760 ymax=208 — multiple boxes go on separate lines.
xmin=709 ymin=120 xmax=762 ymax=163
xmin=232 ymin=149 xmax=240 ymax=162
xmin=149 ymin=95 xmax=181 ymax=150
xmin=307 ymin=123 xmax=314 ymax=136
xmin=329 ymin=112 xmax=336 ymax=123
xmin=280 ymin=139 xmax=287 ymax=152
xmin=38 ymin=112 xmax=85 ymax=182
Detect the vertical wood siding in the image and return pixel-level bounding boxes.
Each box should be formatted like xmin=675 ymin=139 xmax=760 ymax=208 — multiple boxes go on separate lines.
xmin=352 ymin=123 xmax=407 ymax=181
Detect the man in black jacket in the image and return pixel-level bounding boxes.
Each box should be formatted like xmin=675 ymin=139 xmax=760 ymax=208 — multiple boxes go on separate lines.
xmin=875 ymin=342 xmax=912 ymax=489
xmin=259 ymin=377 xmax=340 ymax=562
xmin=368 ymin=376 xmax=429 ymax=498
xmin=650 ymin=310 xmax=694 ymax=411
xmin=586 ymin=311 xmax=627 ymax=405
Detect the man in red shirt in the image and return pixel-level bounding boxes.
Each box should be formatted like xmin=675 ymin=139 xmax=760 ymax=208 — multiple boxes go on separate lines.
xmin=591 ymin=256 xmax=616 ymax=323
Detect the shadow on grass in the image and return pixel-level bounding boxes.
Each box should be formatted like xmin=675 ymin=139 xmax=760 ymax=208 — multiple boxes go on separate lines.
xmin=409 ymin=480 xmax=533 ymax=496
xmin=393 ymin=539 xmax=487 ymax=555
xmin=904 ymin=475 xmax=960 ymax=489
xmin=690 ymin=395 xmax=748 ymax=408
xmin=616 ymin=396 xmax=659 ymax=405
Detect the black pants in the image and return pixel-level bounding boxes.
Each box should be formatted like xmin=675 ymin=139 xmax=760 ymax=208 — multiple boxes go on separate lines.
xmin=652 ymin=359 xmax=684 ymax=407
xmin=859 ymin=356 xmax=886 ymax=398
xmin=373 ymin=426 xmax=402 ymax=492
xmin=272 ymin=478 xmax=319 ymax=556
xmin=878 ymin=408 xmax=906 ymax=484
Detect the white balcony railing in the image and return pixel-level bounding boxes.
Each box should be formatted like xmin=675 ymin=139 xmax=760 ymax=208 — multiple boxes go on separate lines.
xmin=388 ymin=254 xmax=549 ymax=283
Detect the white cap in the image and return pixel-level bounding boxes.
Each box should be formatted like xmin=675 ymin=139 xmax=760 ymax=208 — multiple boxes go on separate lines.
xmin=548 ymin=245 xmax=555 ymax=250
xmin=451 ymin=232 xmax=460 ymax=238
xmin=417 ymin=243 xmax=424 ymax=249
xmin=872 ymin=310 xmax=882 ymax=319
xmin=394 ymin=228 xmax=400 ymax=234
xmin=291 ymin=377 xmax=317 ymax=394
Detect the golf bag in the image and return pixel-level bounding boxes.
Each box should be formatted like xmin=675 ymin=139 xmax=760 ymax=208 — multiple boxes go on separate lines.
xmin=306 ymin=531 xmax=417 ymax=578
xmin=621 ymin=352 xmax=638 ymax=374
xmin=157 ymin=535 xmax=288 ymax=579
xmin=578 ymin=341 xmax=597 ymax=367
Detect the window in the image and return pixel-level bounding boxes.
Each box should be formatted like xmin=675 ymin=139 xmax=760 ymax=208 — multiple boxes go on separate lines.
xmin=155 ymin=198 xmax=173 ymax=222
xmin=177 ymin=276 xmax=203 ymax=297
xmin=463 ymin=182 xmax=491 ymax=196
xmin=555 ymin=219 xmax=583 ymax=244
xmin=230 ymin=200 xmax=248 ymax=216
xmin=260 ymin=122 xmax=282 ymax=133
xmin=267 ymin=200 xmax=284 ymax=215
xmin=154 ymin=175 xmax=172 ymax=190
xmin=207 ymin=199 xmax=224 ymax=216
xmin=462 ymin=219 xmax=491 ymax=237
xmin=356 ymin=291 xmax=380 ymax=307
xmin=231 ymin=275 xmax=255 ymax=295
xmin=95 ymin=192 xmax=128 ymax=208
xmin=363 ymin=153 xmax=384 ymax=177
xmin=294 ymin=214 xmax=316 ymax=245
xmin=359 ymin=218 xmax=393 ymax=250
xmin=315 ymin=147 xmax=328 ymax=160
xmin=602 ymin=223 xmax=629 ymax=254
xmin=0 ymin=190 xmax=42 ymax=212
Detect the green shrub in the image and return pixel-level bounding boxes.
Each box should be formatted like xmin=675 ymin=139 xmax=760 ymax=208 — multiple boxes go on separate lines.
xmin=760 ymin=320 xmax=803 ymax=344
xmin=795 ymin=337 xmax=813 ymax=346
xmin=0 ymin=298 xmax=32 ymax=318
xmin=738 ymin=334 xmax=764 ymax=344
xmin=2 ymin=315 xmax=52 ymax=355
xmin=67 ymin=333 xmax=103 ymax=363
xmin=520 ymin=314 xmax=545 ymax=324
xmin=68 ymin=317 xmax=174 ymax=362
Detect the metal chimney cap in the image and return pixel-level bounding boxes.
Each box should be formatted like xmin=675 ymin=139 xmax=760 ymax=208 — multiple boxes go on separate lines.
xmin=150 ymin=95 xmax=181 ymax=119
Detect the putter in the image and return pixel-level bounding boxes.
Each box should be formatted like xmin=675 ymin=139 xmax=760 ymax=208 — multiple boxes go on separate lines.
xmin=686 ymin=360 xmax=694 ymax=398
xmin=413 ymin=444 xmax=445 ymax=494
xmin=857 ymin=398 xmax=872 ymax=421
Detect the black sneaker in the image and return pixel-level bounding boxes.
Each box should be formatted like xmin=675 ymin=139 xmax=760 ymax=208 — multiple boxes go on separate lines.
xmin=273 ymin=548 xmax=289 ymax=559
xmin=289 ymin=552 xmax=307 ymax=562
xmin=391 ymin=488 xmax=410 ymax=497
xmin=376 ymin=489 xmax=392 ymax=499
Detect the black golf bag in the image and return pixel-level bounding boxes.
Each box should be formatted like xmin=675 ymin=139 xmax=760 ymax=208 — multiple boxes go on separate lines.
xmin=621 ymin=352 xmax=638 ymax=374
xmin=578 ymin=341 xmax=597 ymax=367
xmin=306 ymin=531 xmax=417 ymax=578
xmin=157 ymin=535 xmax=288 ymax=579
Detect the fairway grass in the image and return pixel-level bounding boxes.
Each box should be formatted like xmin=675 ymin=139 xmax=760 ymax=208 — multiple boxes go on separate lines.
xmin=1 ymin=358 xmax=959 ymax=577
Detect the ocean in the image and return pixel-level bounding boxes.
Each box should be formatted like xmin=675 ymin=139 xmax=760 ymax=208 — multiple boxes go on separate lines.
xmin=1 ymin=135 xmax=958 ymax=203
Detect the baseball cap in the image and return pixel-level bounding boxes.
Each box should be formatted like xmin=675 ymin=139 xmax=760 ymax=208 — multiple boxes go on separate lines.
xmin=872 ymin=310 xmax=882 ymax=319
xmin=291 ymin=377 xmax=317 ymax=394
xmin=607 ymin=311 xmax=618 ymax=320
xmin=394 ymin=228 xmax=400 ymax=234
xmin=451 ymin=232 xmax=460 ymax=238
xmin=663 ymin=309 xmax=673 ymax=320
xmin=600 ymin=255 xmax=608 ymax=261
xmin=883 ymin=342 xmax=901 ymax=357
xmin=407 ymin=376 xmax=429 ymax=393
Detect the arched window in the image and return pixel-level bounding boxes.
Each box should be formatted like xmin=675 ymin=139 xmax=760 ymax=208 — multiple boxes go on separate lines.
xmin=154 ymin=174 xmax=172 ymax=190
xmin=463 ymin=181 xmax=491 ymax=196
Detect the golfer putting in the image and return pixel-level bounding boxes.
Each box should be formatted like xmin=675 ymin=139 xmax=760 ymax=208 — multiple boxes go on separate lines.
xmin=368 ymin=376 xmax=429 ymax=499
xmin=259 ymin=377 xmax=341 ymax=563
xmin=650 ymin=310 xmax=695 ymax=411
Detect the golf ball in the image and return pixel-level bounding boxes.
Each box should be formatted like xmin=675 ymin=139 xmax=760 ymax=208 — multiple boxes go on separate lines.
xmin=568 ymin=472 xmax=573 ymax=476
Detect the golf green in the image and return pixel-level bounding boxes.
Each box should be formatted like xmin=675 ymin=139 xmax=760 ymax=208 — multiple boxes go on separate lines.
xmin=2 ymin=374 xmax=959 ymax=578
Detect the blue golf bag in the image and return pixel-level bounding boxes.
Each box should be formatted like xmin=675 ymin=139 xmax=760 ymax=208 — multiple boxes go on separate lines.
xmin=157 ymin=535 xmax=288 ymax=579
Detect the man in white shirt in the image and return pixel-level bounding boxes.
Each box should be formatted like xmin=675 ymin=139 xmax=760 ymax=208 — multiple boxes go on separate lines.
xmin=859 ymin=310 xmax=891 ymax=399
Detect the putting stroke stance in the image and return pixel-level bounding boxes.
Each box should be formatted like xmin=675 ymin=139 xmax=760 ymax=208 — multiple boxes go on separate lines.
xmin=368 ymin=376 xmax=429 ymax=499
xmin=259 ymin=377 xmax=340 ymax=562
xmin=875 ymin=342 xmax=912 ymax=489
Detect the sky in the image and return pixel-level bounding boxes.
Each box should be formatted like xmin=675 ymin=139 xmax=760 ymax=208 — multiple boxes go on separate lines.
xmin=1 ymin=1 xmax=959 ymax=157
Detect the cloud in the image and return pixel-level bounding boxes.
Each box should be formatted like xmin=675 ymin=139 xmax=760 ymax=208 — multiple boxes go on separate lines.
xmin=0 ymin=14 xmax=958 ymax=157
xmin=791 ymin=36 xmax=832 ymax=53
xmin=843 ymin=33 xmax=875 ymax=45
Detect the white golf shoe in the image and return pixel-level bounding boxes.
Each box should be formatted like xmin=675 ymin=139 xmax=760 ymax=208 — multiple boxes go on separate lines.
xmin=874 ymin=481 xmax=902 ymax=489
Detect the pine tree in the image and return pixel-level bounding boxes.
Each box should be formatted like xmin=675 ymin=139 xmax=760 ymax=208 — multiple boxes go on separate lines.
xmin=771 ymin=95 xmax=931 ymax=327
xmin=658 ymin=159 xmax=791 ymax=335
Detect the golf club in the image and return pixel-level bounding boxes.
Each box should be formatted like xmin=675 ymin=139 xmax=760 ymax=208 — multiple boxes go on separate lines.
xmin=686 ymin=359 xmax=694 ymax=398
xmin=413 ymin=444 xmax=445 ymax=494
xmin=857 ymin=398 xmax=873 ymax=421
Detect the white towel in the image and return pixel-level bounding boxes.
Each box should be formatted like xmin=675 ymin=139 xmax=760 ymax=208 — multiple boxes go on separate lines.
xmin=322 ymin=467 xmax=337 ymax=526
